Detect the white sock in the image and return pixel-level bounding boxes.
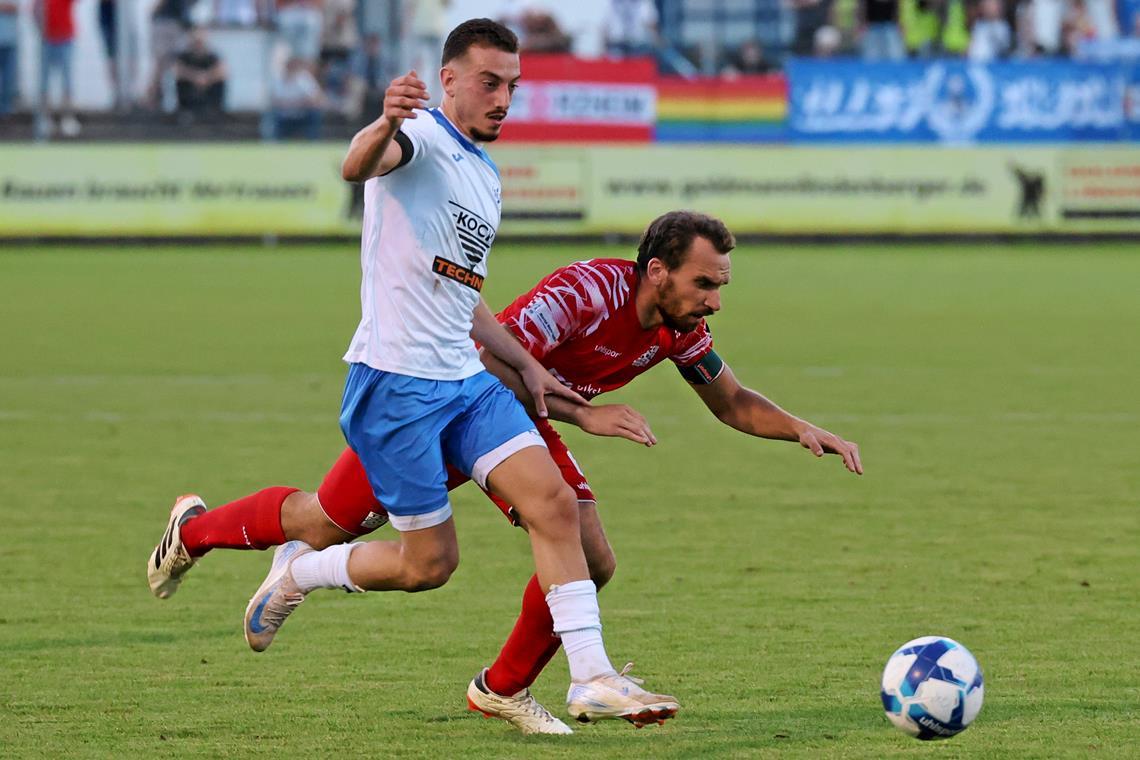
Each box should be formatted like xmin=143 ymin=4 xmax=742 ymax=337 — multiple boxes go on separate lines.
xmin=291 ymin=542 xmax=363 ymax=593
xmin=546 ymin=580 xmax=616 ymax=682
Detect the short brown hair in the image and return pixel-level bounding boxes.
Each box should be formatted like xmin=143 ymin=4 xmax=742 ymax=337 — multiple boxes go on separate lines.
xmin=442 ymin=19 xmax=519 ymax=66
xmin=636 ymin=211 xmax=735 ymax=272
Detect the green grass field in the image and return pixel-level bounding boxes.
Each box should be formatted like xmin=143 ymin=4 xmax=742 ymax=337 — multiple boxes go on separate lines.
xmin=1 ymin=242 xmax=1137 ymax=758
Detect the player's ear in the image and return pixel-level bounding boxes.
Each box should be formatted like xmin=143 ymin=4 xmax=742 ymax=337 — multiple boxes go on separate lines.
xmin=440 ymin=65 xmax=456 ymax=96
xmin=646 ymin=258 xmax=668 ymax=286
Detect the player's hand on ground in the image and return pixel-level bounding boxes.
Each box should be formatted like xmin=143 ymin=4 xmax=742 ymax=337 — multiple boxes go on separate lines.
xmin=580 ymin=404 xmax=657 ymax=446
xmin=519 ymin=364 xmax=588 ymax=419
xmin=798 ymin=425 xmax=863 ymax=474
xmin=383 ymin=70 xmax=429 ymax=126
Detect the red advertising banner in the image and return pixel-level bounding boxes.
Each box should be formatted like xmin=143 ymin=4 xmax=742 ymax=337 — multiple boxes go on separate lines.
xmin=500 ymin=55 xmax=657 ymax=143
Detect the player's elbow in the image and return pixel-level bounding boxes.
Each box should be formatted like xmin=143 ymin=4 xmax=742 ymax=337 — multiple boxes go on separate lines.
xmin=341 ymin=160 xmax=365 ymax=183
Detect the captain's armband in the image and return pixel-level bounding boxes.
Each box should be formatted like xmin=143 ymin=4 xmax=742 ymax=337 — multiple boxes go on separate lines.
xmin=677 ymin=350 xmax=724 ymax=385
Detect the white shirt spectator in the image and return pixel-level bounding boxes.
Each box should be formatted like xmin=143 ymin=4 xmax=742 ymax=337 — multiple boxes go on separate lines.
xmin=605 ymin=0 xmax=658 ymax=48
xmin=273 ymin=63 xmax=321 ymax=115
xmin=1032 ymin=0 xmax=1065 ymax=52
xmin=1085 ymin=0 xmax=1120 ymax=39
xmin=969 ymin=19 xmax=1012 ymax=60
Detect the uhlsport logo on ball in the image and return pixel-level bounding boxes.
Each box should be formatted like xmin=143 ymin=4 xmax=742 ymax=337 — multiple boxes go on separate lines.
xmin=880 ymin=636 xmax=984 ymax=740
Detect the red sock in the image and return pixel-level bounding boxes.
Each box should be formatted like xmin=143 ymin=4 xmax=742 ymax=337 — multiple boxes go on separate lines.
xmin=484 ymin=574 xmax=563 ymax=696
xmin=180 ymin=486 xmax=295 ymax=558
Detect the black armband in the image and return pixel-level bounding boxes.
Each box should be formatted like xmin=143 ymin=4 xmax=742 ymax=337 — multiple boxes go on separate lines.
xmin=379 ymin=130 xmax=414 ymax=176
xmin=677 ymin=350 xmax=725 ymax=385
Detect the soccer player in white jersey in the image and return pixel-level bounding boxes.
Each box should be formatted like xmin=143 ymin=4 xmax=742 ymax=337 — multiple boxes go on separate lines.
xmin=148 ymin=19 xmax=678 ymax=729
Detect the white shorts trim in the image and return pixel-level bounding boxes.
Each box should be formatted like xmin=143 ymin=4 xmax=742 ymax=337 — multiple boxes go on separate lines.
xmin=388 ymin=502 xmax=453 ymax=532
xmin=471 ymin=429 xmax=548 ymax=489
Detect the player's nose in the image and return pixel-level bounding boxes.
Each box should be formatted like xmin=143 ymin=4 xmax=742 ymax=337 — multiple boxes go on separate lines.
xmin=705 ymin=291 xmax=722 ymax=312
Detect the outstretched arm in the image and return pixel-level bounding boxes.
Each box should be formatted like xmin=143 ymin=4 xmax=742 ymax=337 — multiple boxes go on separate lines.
xmin=479 ymin=349 xmax=657 ymax=446
xmin=471 ymin=300 xmax=587 ymax=419
xmin=690 ymin=362 xmax=863 ymax=474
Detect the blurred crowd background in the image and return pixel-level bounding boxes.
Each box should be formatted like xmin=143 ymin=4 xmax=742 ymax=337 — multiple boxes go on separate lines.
xmin=0 ymin=0 xmax=1138 ymax=140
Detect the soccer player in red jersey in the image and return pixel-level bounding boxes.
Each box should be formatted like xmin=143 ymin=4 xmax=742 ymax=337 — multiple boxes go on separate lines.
xmin=149 ymin=210 xmax=862 ymax=734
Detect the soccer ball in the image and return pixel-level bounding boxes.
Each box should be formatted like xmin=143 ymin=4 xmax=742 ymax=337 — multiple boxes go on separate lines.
xmin=880 ymin=636 xmax=984 ymax=740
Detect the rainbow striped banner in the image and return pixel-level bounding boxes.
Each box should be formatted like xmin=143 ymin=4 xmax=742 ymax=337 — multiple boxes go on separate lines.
xmin=655 ymin=75 xmax=788 ymax=143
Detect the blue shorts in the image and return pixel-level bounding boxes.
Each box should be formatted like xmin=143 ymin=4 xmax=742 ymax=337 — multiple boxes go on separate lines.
xmin=338 ymin=364 xmax=544 ymax=531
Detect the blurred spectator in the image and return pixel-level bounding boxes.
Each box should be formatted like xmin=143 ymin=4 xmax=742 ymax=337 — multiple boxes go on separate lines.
xmin=969 ymin=0 xmax=1012 ymax=59
xmin=1032 ymin=0 xmax=1066 ymax=53
xmin=355 ymin=31 xmax=390 ymax=123
xmin=492 ymin=0 xmax=527 ymax=40
xmin=0 ymin=0 xmax=16 ymax=116
xmin=1012 ymin=1 xmax=1040 ymax=55
xmin=1083 ymin=0 xmax=1120 ymax=38
xmin=1121 ymin=0 xmax=1140 ymax=35
xmin=98 ymin=0 xmax=125 ymax=109
xmin=604 ymin=0 xmax=658 ymax=57
xmin=271 ymin=56 xmax=324 ymax=139
xmin=520 ymin=9 xmax=572 ymax=53
xmin=1063 ymin=0 xmax=1096 ymax=45
xmin=1059 ymin=0 xmax=1119 ymax=53
xmin=35 ymin=0 xmax=80 ymax=137
xmin=814 ymin=23 xmax=844 ymax=54
xmin=858 ymin=0 xmax=907 ymax=59
xmin=789 ymin=0 xmax=835 ymax=56
xmin=276 ymin=0 xmax=323 ymax=63
xmin=319 ymin=0 xmax=359 ymax=113
xmin=214 ymin=0 xmax=263 ymax=26
xmin=175 ymin=26 xmax=227 ymax=120
xmin=150 ymin=0 xmax=193 ymax=109
xmin=723 ymin=40 xmax=776 ymax=73
xmin=407 ymin=0 xmax=447 ymax=104
xmin=321 ymin=0 xmax=358 ymax=63
xmin=901 ymin=0 xmax=968 ymax=56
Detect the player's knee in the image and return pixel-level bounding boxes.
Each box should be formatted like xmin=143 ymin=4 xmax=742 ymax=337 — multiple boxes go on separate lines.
xmin=588 ymin=547 xmax=616 ymax=589
xmin=520 ymin=482 xmax=579 ymax=537
xmin=294 ymin=518 xmax=351 ymax=550
xmin=401 ymin=550 xmax=459 ymax=591
xmin=283 ymin=492 xmax=352 ymax=550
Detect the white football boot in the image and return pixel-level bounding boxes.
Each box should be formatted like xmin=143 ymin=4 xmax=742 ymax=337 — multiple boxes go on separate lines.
xmin=147 ymin=494 xmax=208 ymax=599
xmin=566 ymin=663 xmax=679 ymax=727
xmin=466 ymin=669 xmax=573 ymax=735
xmin=243 ymin=541 xmax=314 ymax=652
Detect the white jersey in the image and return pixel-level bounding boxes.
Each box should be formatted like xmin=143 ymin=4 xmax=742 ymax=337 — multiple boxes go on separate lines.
xmin=344 ymin=108 xmax=502 ymax=380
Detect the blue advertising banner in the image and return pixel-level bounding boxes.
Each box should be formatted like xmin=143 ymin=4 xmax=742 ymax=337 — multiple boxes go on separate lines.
xmin=787 ymin=60 xmax=1129 ymax=143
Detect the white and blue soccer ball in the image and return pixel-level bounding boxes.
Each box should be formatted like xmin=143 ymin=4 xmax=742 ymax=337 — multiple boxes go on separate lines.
xmin=880 ymin=636 xmax=984 ymax=740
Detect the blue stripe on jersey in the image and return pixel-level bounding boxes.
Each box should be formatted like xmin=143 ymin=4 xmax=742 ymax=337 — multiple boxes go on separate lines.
xmin=428 ymin=108 xmax=500 ymax=178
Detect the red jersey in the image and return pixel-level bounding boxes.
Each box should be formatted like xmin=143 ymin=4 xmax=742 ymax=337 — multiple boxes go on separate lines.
xmin=497 ymin=259 xmax=714 ymax=399
xmin=42 ymin=0 xmax=76 ymax=43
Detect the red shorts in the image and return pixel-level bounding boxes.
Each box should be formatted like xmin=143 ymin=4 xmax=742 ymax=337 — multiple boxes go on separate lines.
xmin=316 ymin=419 xmax=595 ymax=536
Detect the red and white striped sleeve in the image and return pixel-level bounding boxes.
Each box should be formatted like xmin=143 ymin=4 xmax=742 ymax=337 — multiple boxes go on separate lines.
xmin=669 ymin=319 xmax=715 ymax=368
xmin=503 ymin=260 xmax=632 ymax=360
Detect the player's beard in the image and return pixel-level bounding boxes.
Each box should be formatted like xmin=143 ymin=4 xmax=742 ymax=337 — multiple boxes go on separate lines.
xmin=470 ymin=126 xmax=501 ymax=142
xmin=471 ymin=113 xmax=507 ymax=142
xmin=657 ymin=279 xmax=707 ymax=333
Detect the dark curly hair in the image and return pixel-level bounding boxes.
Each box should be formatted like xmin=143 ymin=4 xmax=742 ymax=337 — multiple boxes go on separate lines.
xmin=442 ymin=18 xmax=519 ymax=66
xmin=636 ymin=211 xmax=735 ymax=272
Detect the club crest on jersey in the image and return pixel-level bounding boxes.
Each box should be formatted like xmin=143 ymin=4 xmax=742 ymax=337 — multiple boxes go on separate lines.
xmin=447 ymin=200 xmax=495 ymax=265
xmin=632 ymin=346 xmax=659 ymax=367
